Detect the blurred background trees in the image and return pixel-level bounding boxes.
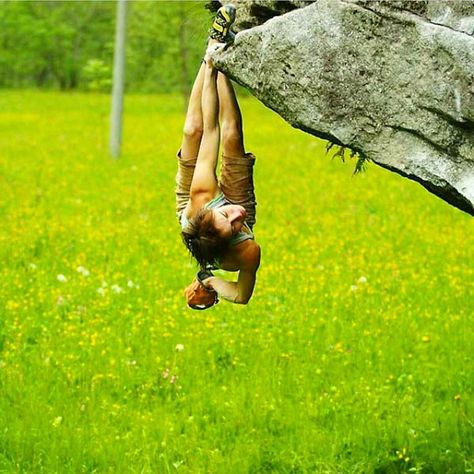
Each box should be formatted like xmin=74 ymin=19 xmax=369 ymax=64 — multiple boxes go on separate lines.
xmin=0 ymin=1 xmax=210 ymax=94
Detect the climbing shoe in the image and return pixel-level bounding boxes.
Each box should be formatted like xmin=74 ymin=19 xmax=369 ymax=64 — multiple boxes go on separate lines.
xmin=209 ymin=4 xmax=236 ymax=44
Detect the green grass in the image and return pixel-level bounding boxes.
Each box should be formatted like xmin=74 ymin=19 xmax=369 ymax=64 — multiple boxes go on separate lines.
xmin=0 ymin=90 xmax=472 ymax=473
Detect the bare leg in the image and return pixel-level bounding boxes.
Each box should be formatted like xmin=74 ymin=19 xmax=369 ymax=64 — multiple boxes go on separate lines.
xmin=218 ymin=73 xmax=245 ymax=158
xmin=218 ymin=71 xmax=256 ymax=227
xmin=180 ymin=61 xmax=206 ymax=160
xmin=180 ymin=39 xmax=226 ymax=160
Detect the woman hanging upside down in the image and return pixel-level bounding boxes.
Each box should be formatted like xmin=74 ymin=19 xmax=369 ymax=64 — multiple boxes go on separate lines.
xmin=176 ymin=4 xmax=261 ymax=308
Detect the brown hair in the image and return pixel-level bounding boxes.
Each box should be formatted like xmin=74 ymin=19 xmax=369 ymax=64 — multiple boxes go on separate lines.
xmin=181 ymin=208 xmax=229 ymax=269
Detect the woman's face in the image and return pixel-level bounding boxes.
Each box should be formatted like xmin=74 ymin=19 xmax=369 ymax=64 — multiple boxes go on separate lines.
xmin=212 ymin=205 xmax=247 ymax=240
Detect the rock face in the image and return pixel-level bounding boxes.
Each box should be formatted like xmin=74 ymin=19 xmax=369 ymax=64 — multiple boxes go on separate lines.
xmin=225 ymin=0 xmax=315 ymax=31
xmin=212 ymin=0 xmax=474 ymax=215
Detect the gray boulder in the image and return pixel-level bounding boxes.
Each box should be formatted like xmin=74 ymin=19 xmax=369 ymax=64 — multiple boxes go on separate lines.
xmin=212 ymin=0 xmax=474 ymax=215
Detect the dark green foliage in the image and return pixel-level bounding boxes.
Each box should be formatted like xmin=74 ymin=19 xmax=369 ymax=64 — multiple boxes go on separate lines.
xmin=0 ymin=1 xmax=210 ymax=93
xmin=325 ymin=142 xmax=370 ymax=174
xmin=354 ymin=154 xmax=370 ymax=175
xmin=0 ymin=1 xmax=115 ymax=89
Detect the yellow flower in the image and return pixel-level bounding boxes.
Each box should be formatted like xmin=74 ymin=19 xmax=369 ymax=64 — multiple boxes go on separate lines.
xmin=52 ymin=416 xmax=63 ymax=428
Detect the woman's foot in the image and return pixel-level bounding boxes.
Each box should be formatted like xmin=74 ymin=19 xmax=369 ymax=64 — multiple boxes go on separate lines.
xmin=209 ymin=4 xmax=236 ymax=44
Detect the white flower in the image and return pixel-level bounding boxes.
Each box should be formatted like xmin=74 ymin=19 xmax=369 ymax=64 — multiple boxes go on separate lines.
xmin=111 ymin=284 xmax=123 ymax=294
xmin=175 ymin=344 xmax=184 ymax=352
xmin=127 ymin=280 xmax=135 ymax=288
xmin=101 ymin=281 xmax=108 ymax=288
xmin=57 ymin=274 xmax=67 ymax=283
xmin=29 ymin=263 xmax=37 ymax=270
xmin=350 ymin=285 xmax=358 ymax=292
xmin=76 ymin=266 xmax=90 ymax=277
xmin=56 ymin=296 xmax=65 ymax=306
xmin=97 ymin=287 xmax=106 ymax=296
xmin=358 ymin=276 xmax=367 ymax=284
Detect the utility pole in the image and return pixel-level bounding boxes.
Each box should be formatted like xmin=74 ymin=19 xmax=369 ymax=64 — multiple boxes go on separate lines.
xmin=110 ymin=0 xmax=128 ymax=158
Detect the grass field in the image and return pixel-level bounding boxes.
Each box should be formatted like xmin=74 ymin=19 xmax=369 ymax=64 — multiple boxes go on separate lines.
xmin=0 ymin=90 xmax=472 ymax=473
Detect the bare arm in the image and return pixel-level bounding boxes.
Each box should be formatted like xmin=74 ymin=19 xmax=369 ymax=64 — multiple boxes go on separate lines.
xmin=189 ymin=59 xmax=220 ymax=211
xmin=204 ymin=244 xmax=261 ymax=304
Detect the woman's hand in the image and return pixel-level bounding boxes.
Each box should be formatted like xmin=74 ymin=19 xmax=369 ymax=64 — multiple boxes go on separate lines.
xmin=201 ymin=276 xmax=215 ymax=290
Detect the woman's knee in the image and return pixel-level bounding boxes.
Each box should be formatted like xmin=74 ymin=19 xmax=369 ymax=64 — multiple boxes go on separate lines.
xmin=183 ymin=119 xmax=203 ymax=142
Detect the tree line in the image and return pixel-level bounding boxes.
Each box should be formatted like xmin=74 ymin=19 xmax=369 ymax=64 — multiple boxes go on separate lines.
xmin=0 ymin=1 xmax=212 ymax=95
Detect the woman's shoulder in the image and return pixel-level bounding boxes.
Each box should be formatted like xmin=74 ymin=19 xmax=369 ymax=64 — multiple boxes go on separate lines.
xmin=235 ymin=239 xmax=261 ymax=270
xmin=218 ymin=239 xmax=260 ymax=272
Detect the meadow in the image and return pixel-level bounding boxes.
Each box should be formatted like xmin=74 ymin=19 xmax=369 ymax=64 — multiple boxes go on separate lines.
xmin=0 ymin=90 xmax=472 ymax=473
